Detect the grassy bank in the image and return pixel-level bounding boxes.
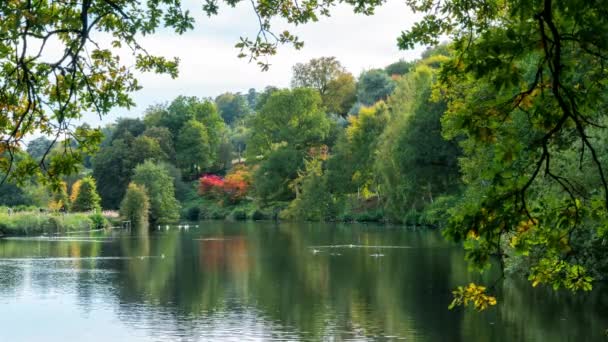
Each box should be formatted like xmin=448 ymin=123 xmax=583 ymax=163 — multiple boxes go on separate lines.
xmin=0 ymin=209 xmax=109 ymax=236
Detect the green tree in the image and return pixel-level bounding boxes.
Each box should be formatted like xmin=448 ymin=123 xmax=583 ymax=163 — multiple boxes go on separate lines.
xmin=323 ymin=73 xmax=357 ymax=117
xmin=132 ymin=161 xmax=180 ymax=224
xmin=26 ymin=137 xmax=53 ymax=161
xmin=70 ymin=176 xmax=102 ymax=212
xmin=356 ymin=69 xmax=396 ymax=106
xmin=246 ymin=88 xmax=331 ymax=159
xmin=110 ymin=118 xmax=146 ymax=143
xmin=143 ymin=127 xmax=175 ymax=162
xmin=291 ymin=57 xmax=345 ymax=94
xmin=120 ymin=182 xmax=150 ymax=228
xmin=282 ymin=155 xmax=332 ymax=221
xmin=253 ymin=146 xmax=305 ymax=202
xmin=291 ymin=57 xmax=356 ymax=117
xmin=176 ymin=120 xmax=212 ymax=178
xmin=385 ymin=60 xmax=414 ymax=76
xmin=327 ymin=103 xmax=389 ymax=198
xmin=246 ymin=88 xmax=259 ymax=109
xmin=93 ymin=134 xmax=167 ymax=209
xmin=215 ymin=92 xmax=251 ymax=125
xmin=377 ymin=62 xmax=460 ymax=221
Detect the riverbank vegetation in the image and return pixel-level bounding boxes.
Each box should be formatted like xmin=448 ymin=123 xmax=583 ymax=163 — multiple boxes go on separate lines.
xmin=0 ymin=208 xmax=110 ymax=236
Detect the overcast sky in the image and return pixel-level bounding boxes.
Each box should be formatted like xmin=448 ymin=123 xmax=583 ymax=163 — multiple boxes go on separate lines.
xmin=87 ymin=0 xmax=426 ymax=125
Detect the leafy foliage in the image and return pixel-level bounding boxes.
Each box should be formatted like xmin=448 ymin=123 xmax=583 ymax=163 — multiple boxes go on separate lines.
xmin=356 ymin=69 xmax=396 ymax=106
xmin=120 ymin=182 xmax=150 ymax=227
xmin=70 ymin=176 xmax=101 ymax=212
xmin=132 ymin=161 xmax=180 ymax=224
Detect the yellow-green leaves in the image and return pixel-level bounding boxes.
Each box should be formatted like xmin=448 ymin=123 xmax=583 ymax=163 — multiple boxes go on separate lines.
xmin=449 ymin=283 xmax=497 ymax=311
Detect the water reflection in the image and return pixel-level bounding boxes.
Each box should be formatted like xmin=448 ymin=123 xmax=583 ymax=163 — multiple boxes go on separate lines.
xmin=0 ymin=222 xmax=606 ymax=341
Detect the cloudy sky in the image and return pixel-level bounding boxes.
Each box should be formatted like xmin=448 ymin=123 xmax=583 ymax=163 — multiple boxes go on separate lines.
xmin=90 ymin=0 xmax=425 ymax=124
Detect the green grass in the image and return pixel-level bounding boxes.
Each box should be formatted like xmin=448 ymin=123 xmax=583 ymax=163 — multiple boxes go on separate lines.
xmin=0 ymin=210 xmax=104 ymax=236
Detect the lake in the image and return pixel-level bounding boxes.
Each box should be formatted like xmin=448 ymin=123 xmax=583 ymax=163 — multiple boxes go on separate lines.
xmin=0 ymin=221 xmax=605 ymax=341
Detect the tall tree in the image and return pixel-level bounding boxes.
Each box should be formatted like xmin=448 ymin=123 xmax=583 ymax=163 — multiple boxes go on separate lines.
xmin=246 ymin=88 xmax=331 ymax=159
xmin=120 ymin=182 xmax=150 ymax=228
xmin=291 ymin=57 xmax=345 ymax=95
xmin=176 ymin=120 xmax=212 ymax=178
xmin=92 ymin=134 xmax=166 ymax=209
xmin=215 ymin=92 xmax=250 ymax=125
xmin=377 ymin=61 xmax=460 ymax=220
xmin=26 ymin=137 xmax=53 ymax=161
xmin=132 ymin=161 xmax=180 ymax=224
xmin=323 ymin=73 xmax=357 ymax=117
xmin=70 ymin=176 xmax=102 ymax=212
xmin=247 ymin=88 xmax=331 ymax=202
xmin=356 ymin=69 xmax=396 ymax=106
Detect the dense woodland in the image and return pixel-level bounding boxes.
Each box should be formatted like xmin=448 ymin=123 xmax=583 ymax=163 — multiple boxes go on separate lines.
xmin=2 ymin=51 xmax=458 ymax=225
xmin=1 ymin=0 xmax=607 ymax=310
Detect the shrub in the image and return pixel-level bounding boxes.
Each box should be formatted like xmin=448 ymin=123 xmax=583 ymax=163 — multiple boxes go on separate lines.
xmin=199 ymin=166 xmax=251 ymax=203
xmin=89 ymin=213 xmax=108 ymax=229
xmin=251 ymin=209 xmax=269 ymax=221
xmin=230 ymin=208 xmax=248 ymax=220
xmin=184 ymin=206 xmax=201 ymax=221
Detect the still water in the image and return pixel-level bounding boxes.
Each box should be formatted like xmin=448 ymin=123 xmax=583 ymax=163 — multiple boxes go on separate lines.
xmin=0 ymin=222 xmax=606 ymax=341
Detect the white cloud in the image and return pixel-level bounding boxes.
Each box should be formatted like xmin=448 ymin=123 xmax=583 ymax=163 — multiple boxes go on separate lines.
xmin=81 ymin=0 xmax=426 ymax=125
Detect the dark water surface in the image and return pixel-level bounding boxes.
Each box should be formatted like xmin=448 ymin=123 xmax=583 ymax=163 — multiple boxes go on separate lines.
xmin=0 ymin=222 xmax=606 ymax=341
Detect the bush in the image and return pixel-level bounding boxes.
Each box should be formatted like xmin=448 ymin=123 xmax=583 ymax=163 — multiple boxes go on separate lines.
xmin=89 ymin=213 xmax=108 ymax=229
xmin=230 ymin=208 xmax=248 ymax=220
xmin=203 ymin=206 xmax=228 ymax=220
xmin=250 ymin=209 xmax=269 ymax=220
xmin=183 ymin=206 xmax=201 ymax=221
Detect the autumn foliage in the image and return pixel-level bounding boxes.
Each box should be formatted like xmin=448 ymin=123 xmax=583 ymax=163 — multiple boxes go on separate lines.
xmin=199 ymin=166 xmax=251 ymax=203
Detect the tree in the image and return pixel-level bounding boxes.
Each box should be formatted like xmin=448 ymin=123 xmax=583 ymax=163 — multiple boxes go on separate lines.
xmin=377 ymin=61 xmax=460 ymax=221
xmin=282 ymin=154 xmax=332 ymax=221
xmin=93 ymin=133 xmax=167 ymax=209
xmin=132 ymin=161 xmax=180 ymax=224
xmin=247 ymin=88 xmax=331 ymax=203
xmin=291 ymin=57 xmax=345 ymax=95
xmin=291 ymin=57 xmax=356 ymax=117
xmin=26 ymin=137 xmax=53 ymax=161
xmin=246 ymin=88 xmax=259 ymax=109
xmin=49 ymin=181 xmax=69 ymax=212
xmin=143 ymin=127 xmax=175 ymax=162
xmin=356 ymin=69 xmax=396 ymax=106
xmin=176 ymin=120 xmax=212 ymax=178
xmin=120 ymin=183 xmax=150 ymax=228
xmin=327 ymin=103 xmax=389 ymax=198
xmin=323 ymin=73 xmax=357 ymax=117
xmin=215 ymin=92 xmax=250 ymax=125
xmin=110 ymin=118 xmax=146 ymax=143
xmin=253 ymin=146 xmax=305 ymax=202
xmin=385 ymin=60 xmax=414 ymax=76
xmin=70 ymin=176 xmax=102 ymax=212
xmin=246 ymin=88 xmax=331 ymax=159
xmin=388 ymin=0 xmax=608 ymax=307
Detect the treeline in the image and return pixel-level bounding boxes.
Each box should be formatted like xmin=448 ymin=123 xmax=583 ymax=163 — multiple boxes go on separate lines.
xmin=1 ymin=47 xmax=461 ymax=226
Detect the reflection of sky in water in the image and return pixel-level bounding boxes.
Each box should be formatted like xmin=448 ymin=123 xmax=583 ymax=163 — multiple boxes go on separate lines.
xmin=0 ymin=222 xmax=605 ymax=341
